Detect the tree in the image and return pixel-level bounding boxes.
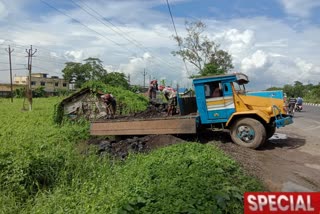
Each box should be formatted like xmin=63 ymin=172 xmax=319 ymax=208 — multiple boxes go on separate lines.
xmin=172 ymin=21 xmax=233 ymax=77
xmin=62 ymin=62 xmax=85 ymax=88
xmin=266 ymin=86 xmax=283 ymax=91
xmin=199 ymin=63 xmax=224 ymax=77
xmin=104 ymin=72 xmax=129 ymax=89
xmin=62 ymin=58 xmax=108 ymax=88
xmin=83 ymin=57 xmax=108 ymax=81
xmin=33 ymin=86 xmax=46 ymax=98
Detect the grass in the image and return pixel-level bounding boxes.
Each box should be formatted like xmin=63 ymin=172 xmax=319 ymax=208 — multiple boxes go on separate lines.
xmin=0 ymin=97 xmax=264 ymax=213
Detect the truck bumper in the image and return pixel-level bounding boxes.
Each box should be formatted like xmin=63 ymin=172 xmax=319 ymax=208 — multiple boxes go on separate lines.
xmin=275 ymin=116 xmax=293 ymax=128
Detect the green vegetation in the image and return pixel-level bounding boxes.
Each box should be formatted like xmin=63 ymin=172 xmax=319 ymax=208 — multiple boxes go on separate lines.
xmin=0 ymin=98 xmax=263 ymax=213
xmin=82 ymin=81 xmax=149 ymax=115
xmin=62 ymin=57 xmax=129 ymax=89
xmin=267 ymin=81 xmax=320 ymax=103
xmin=172 ymin=21 xmax=233 ymax=78
xmin=53 ymin=81 xmax=149 ymax=124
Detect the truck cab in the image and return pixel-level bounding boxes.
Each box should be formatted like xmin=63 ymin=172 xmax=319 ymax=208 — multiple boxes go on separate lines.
xmin=192 ymin=73 xmax=293 ymax=148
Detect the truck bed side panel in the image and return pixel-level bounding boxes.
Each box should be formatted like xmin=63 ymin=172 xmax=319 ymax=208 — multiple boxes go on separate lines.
xmin=91 ymin=118 xmax=196 ymax=135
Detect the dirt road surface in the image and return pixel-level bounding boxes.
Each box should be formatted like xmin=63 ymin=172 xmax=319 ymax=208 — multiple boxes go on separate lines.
xmin=214 ymin=105 xmax=320 ymax=192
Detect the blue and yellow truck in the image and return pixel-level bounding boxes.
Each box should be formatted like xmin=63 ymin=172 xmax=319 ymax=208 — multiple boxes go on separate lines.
xmin=91 ymin=73 xmax=293 ymax=149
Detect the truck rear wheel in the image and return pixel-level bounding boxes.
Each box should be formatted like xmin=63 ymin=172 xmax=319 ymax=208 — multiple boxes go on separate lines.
xmin=230 ymin=118 xmax=266 ymax=149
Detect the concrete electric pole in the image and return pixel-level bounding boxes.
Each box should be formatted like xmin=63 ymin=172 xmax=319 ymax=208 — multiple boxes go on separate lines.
xmin=5 ymin=46 xmax=14 ymax=102
xmin=25 ymin=45 xmax=37 ymax=111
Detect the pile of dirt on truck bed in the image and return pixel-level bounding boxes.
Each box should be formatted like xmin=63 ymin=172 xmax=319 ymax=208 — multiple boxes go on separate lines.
xmin=99 ymin=103 xmax=167 ymax=121
xmin=131 ymin=104 xmax=166 ymax=118
xmin=86 ymin=135 xmax=185 ymax=159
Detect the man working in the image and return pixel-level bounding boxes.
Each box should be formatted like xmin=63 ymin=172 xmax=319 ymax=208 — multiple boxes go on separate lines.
xmin=101 ymin=93 xmax=116 ymax=118
xmin=161 ymin=86 xmax=177 ymax=116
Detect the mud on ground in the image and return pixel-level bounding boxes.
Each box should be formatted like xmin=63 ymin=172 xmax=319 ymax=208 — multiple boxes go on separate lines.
xmin=87 ymin=135 xmax=185 ymax=159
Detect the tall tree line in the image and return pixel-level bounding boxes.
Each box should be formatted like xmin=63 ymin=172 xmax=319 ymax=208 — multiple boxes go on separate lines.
xmin=267 ymin=81 xmax=320 ymax=103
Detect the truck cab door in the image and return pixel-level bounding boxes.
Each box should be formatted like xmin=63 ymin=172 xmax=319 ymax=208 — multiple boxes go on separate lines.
xmin=205 ymin=82 xmax=235 ymax=122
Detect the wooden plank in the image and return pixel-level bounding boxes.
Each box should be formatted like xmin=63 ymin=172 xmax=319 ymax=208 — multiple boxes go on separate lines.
xmin=90 ymin=118 xmax=196 ymax=135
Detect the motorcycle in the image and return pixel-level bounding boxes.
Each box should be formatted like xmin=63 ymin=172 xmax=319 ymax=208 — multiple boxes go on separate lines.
xmin=295 ymin=104 xmax=303 ymax=112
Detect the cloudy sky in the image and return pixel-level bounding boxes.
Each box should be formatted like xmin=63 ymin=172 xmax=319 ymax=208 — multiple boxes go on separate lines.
xmin=0 ymin=0 xmax=319 ymax=90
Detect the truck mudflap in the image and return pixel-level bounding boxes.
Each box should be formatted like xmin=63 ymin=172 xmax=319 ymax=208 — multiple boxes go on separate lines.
xmin=90 ymin=117 xmax=197 ymax=136
xmin=273 ymin=105 xmax=293 ymax=128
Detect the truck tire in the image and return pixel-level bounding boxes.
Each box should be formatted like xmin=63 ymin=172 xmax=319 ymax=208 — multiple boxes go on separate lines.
xmin=230 ymin=118 xmax=266 ymax=149
xmin=266 ymin=124 xmax=276 ymax=139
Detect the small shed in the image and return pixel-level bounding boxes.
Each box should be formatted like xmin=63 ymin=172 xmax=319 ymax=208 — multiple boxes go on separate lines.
xmin=54 ymin=88 xmax=107 ymax=123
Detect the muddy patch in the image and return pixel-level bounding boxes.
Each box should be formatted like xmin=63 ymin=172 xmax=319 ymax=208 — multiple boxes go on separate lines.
xmin=85 ymin=135 xmax=185 ymax=159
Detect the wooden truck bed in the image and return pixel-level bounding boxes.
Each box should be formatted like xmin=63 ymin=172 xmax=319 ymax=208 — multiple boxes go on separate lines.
xmin=90 ymin=116 xmax=197 ymax=136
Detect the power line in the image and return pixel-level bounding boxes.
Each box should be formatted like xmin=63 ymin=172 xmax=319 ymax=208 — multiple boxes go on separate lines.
xmin=9 ymin=53 xmax=67 ymax=66
xmin=165 ymin=0 xmax=189 ymax=74
xmin=40 ymin=0 xmax=137 ymax=54
xmin=69 ymin=0 xmax=183 ymax=72
xmin=0 ymin=68 xmax=26 ymax=71
xmin=0 ymin=40 xmax=70 ymax=62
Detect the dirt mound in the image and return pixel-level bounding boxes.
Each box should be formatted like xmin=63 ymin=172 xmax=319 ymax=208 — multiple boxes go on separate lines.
xmin=87 ymin=135 xmax=185 ymax=159
xmin=131 ymin=104 xmax=166 ymax=118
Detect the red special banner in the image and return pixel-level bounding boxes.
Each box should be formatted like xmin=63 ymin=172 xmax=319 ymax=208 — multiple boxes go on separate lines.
xmin=244 ymin=192 xmax=320 ymax=213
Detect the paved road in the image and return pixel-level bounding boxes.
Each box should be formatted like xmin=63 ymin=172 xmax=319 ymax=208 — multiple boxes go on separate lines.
xmin=267 ymin=104 xmax=320 ymax=191
xmin=216 ymin=104 xmax=320 ymax=192
xmin=292 ymin=105 xmax=320 ymax=136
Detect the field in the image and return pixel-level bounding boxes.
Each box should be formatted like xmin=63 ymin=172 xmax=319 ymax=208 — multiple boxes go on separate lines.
xmin=0 ymin=97 xmax=264 ymax=213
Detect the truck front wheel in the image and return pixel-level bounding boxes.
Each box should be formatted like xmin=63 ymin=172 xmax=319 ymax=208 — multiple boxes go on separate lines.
xmin=230 ymin=118 xmax=266 ymax=149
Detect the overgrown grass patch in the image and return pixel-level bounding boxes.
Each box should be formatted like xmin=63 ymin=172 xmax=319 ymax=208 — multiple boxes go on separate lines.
xmin=22 ymin=143 xmax=263 ymax=214
xmin=0 ymin=98 xmax=264 ymax=213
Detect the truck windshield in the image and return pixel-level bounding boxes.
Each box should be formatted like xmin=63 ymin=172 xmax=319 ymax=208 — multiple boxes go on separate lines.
xmin=233 ymin=82 xmax=246 ymax=94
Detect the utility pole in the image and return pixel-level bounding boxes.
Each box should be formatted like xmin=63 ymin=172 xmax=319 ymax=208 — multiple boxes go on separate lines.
xmin=5 ymin=46 xmax=14 ymax=102
xmin=142 ymin=68 xmax=148 ymax=89
xmin=25 ymin=45 xmax=37 ymax=111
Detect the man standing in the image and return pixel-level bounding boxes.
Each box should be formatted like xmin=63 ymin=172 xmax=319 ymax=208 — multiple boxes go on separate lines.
xmin=148 ymin=80 xmax=158 ymax=100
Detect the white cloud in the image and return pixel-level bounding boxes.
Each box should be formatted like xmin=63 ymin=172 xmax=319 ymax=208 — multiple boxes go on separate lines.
xmin=241 ymin=50 xmax=270 ymax=74
xmin=280 ymin=0 xmax=320 ymax=17
xmin=64 ymin=50 xmax=84 ymax=62
xmin=295 ymin=58 xmax=313 ymax=73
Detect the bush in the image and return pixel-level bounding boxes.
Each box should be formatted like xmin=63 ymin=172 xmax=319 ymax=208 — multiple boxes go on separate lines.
xmin=25 ymin=143 xmax=264 ymax=214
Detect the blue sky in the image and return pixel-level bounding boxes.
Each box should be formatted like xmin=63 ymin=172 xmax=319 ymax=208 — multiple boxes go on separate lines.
xmin=0 ymin=0 xmax=320 ymax=89
xmin=156 ymin=0 xmax=285 ymax=20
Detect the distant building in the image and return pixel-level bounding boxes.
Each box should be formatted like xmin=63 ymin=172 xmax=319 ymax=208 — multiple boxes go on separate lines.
xmin=0 ymin=83 xmax=24 ymax=98
xmin=13 ymin=73 xmax=69 ymax=93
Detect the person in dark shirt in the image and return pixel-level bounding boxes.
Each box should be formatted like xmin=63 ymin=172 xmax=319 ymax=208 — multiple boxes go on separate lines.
xmin=288 ymin=95 xmax=297 ymax=114
xmin=148 ymin=80 xmax=158 ymax=100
